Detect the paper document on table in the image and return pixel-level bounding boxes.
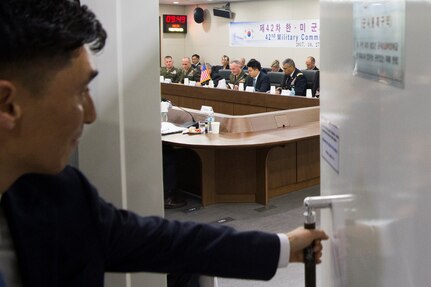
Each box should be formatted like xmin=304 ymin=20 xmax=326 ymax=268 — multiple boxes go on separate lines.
xmin=161 ymin=122 xmax=187 ymax=135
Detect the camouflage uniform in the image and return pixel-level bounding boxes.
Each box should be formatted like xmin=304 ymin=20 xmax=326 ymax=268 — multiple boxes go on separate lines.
xmin=160 ymin=67 xmax=181 ymax=83
xmin=178 ymin=67 xmax=201 ymax=84
xmin=229 ymin=70 xmax=248 ymax=85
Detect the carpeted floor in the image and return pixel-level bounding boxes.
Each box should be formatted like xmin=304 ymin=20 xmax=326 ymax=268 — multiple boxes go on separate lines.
xmin=165 ymin=185 xmax=322 ymax=287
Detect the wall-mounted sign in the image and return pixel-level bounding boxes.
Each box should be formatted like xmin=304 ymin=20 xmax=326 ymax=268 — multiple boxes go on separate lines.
xmin=163 ymin=15 xmax=187 ymax=33
xmin=229 ymin=19 xmax=319 ymax=48
xmin=353 ymin=1 xmax=405 ymax=88
xmin=321 ymin=120 xmax=340 ymax=174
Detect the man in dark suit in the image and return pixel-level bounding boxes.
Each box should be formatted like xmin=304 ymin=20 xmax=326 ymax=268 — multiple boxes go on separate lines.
xmin=306 ymin=56 xmax=320 ymax=97
xmin=278 ymin=58 xmax=308 ymax=96
xmin=305 ymin=56 xmax=319 ymax=71
xmin=245 ymin=59 xmax=271 ymax=92
xmin=191 ymin=54 xmax=201 ymax=70
xmin=0 ymin=1 xmax=328 ymax=286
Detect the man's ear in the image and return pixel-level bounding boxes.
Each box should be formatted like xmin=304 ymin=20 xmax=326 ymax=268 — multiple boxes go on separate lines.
xmin=0 ymin=80 xmax=22 ymax=130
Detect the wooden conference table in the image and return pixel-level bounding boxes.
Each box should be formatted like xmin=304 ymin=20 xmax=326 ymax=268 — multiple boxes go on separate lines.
xmin=162 ymin=106 xmax=320 ymax=206
xmin=161 ymin=82 xmax=319 ymax=115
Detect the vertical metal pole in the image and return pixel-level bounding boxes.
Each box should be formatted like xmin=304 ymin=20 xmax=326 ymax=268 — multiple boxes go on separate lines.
xmin=304 ymin=209 xmax=316 ymax=287
xmin=302 ymin=194 xmax=353 ymax=287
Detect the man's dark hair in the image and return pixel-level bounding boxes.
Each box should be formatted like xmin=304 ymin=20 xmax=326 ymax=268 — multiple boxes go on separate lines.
xmin=0 ymin=0 xmax=107 ymax=91
xmin=282 ymin=58 xmax=296 ymax=68
xmin=247 ymin=59 xmax=262 ymax=71
xmin=192 ymin=54 xmax=200 ymax=59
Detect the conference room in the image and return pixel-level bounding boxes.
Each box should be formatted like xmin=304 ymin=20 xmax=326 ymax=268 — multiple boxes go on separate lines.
xmin=159 ymin=0 xmax=321 ymax=209
xmin=72 ymin=1 xmax=430 ymax=286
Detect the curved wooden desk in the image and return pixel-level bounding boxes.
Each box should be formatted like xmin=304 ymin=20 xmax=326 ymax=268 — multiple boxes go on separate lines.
xmin=162 ymin=107 xmax=320 ymax=206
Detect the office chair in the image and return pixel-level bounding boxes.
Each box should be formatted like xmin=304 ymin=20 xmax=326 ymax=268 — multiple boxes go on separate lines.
xmin=301 ymin=70 xmax=318 ymax=90
xmin=267 ymin=72 xmax=284 ymax=88
xmin=217 ymin=69 xmax=232 ymax=81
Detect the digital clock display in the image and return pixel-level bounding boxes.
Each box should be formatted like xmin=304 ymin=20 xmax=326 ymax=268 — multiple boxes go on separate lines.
xmin=163 ymin=15 xmax=187 ymax=33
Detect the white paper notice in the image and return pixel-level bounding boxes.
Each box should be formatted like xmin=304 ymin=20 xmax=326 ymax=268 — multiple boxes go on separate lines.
xmin=321 ymin=120 xmax=340 ymax=173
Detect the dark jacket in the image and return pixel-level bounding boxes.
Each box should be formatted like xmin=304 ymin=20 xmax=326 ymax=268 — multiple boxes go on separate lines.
xmin=281 ymin=68 xmax=307 ymax=96
xmin=245 ymin=72 xmax=271 ymax=93
xmin=2 ymin=166 xmax=280 ymax=287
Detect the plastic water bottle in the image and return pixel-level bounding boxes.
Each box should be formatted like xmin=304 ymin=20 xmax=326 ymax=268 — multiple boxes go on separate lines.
xmin=290 ymin=86 xmax=296 ymax=96
xmin=160 ymin=101 xmax=170 ymax=122
xmin=161 ymin=111 xmax=168 ymax=122
xmin=207 ymin=112 xmax=214 ymax=133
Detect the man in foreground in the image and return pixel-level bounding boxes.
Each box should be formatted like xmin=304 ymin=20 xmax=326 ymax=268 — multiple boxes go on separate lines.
xmin=0 ymin=1 xmax=328 ymax=286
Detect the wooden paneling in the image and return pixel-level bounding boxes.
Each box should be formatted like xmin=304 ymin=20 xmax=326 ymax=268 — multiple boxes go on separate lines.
xmin=233 ymin=104 xmax=267 ymax=115
xmin=179 ymin=97 xmax=203 ymax=110
xmin=161 ymin=83 xmax=319 ymax=115
xmin=297 ymin=137 xmax=320 ymax=182
xmin=267 ymin=144 xmax=297 ymax=189
xmin=204 ymin=100 xmax=234 ymax=115
xmin=214 ymin=149 xmax=256 ymax=195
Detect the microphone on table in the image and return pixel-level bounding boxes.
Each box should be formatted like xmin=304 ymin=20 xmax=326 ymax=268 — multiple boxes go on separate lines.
xmin=161 ymin=98 xmax=199 ymax=128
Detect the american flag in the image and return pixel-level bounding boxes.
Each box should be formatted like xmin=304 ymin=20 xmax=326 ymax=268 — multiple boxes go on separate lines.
xmin=200 ymin=64 xmax=211 ymax=83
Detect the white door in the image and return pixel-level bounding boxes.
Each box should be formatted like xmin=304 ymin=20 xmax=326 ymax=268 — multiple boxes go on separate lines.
xmin=320 ymin=1 xmax=431 ymax=286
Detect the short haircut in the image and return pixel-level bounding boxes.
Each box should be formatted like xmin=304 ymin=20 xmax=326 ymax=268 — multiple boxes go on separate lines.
xmin=247 ymin=59 xmax=262 ymax=71
xmin=271 ymin=60 xmax=280 ymax=67
xmin=282 ymin=58 xmax=296 ymax=68
xmin=192 ymin=54 xmax=200 ymax=59
xmin=0 ymin=0 xmax=107 ymax=92
xmin=307 ymin=56 xmax=316 ymax=63
xmin=230 ymin=60 xmax=241 ymax=66
xmin=164 ymin=56 xmax=173 ymax=60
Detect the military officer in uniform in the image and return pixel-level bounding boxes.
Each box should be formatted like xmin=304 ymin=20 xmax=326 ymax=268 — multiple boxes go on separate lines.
xmin=178 ymin=57 xmax=201 ymax=84
xmin=228 ymin=60 xmax=248 ymax=89
xmin=160 ymin=55 xmax=181 ymax=83
xmin=277 ymin=58 xmax=307 ymax=96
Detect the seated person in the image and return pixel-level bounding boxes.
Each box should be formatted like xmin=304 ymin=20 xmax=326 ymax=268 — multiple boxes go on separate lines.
xmin=277 ymin=58 xmax=307 ymax=96
xmin=228 ymin=60 xmax=248 ymax=88
xmin=191 ymin=53 xmax=201 ymax=69
xmin=245 ymin=59 xmax=271 ymax=93
xmin=0 ymin=1 xmax=329 ymax=286
xmin=271 ymin=60 xmax=283 ymax=72
xmin=178 ymin=57 xmax=201 ymax=84
xmin=197 ymin=63 xmax=222 ymax=87
xmin=221 ymin=54 xmax=230 ymax=70
xmin=305 ymin=56 xmax=319 ymax=70
xmin=239 ymin=57 xmax=248 ymax=71
xmin=160 ymin=55 xmax=181 ymax=83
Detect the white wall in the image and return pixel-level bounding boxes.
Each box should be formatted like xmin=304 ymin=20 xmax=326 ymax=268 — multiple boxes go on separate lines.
xmin=80 ymin=1 xmax=165 ymax=287
xmin=321 ymin=0 xmax=431 ymax=286
xmin=160 ymin=4 xmax=187 ymax=67
xmin=160 ymin=0 xmax=319 ymax=69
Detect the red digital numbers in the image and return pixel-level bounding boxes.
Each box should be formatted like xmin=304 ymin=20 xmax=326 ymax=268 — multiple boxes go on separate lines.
xmin=163 ymin=15 xmax=187 ymax=33
xmin=165 ymin=15 xmax=186 ymax=24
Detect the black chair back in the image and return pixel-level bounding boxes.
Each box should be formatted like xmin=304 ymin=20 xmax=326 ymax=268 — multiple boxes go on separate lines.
xmin=267 ymin=72 xmax=284 ymax=87
xmin=301 ymin=70 xmax=318 ymax=90
xmin=217 ymin=69 xmax=231 ymax=81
